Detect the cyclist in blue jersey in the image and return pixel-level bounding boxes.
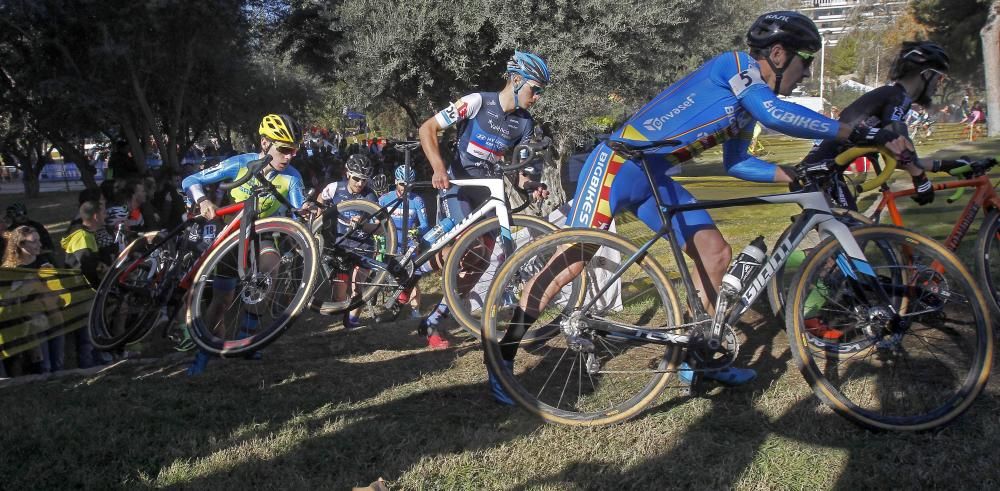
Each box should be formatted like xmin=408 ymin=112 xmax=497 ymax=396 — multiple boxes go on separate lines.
xmin=311 ymin=154 xmax=378 ymax=329
xmin=378 ymin=165 xmax=431 ymax=318
xmin=415 ymin=50 xmax=552 ymax=349
xmin=183 ymin=113 xmax=306 ymax=375
xmin=490 ymin=12 xmax=914 ymax=401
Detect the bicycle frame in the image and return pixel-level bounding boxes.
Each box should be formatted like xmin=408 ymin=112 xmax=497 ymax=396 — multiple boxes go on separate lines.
xmin=354 ymin=177 xmax=515 ymax=269
xmin=870 ymin=174 xmax=1000 ymax=252
xmin=581 ymin=158 xmax=887 ymax=347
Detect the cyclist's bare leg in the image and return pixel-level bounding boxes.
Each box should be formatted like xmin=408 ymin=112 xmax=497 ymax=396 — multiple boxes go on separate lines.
xmin=456 ymin=236 xmax=495 ymax=294
xmin=349 ymin=266 xmax=369 ymax=319
xmin=683 ymin=227 xmax=730 ymax=316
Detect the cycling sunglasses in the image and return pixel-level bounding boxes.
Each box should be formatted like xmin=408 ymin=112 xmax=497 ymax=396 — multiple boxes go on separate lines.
xmin=266 ymin=139 xmax=297 ymax=156
xmin=796 ymin=50 xmax=816 ymax=68
xmin=348 ymin=173 xmax=368 ymax=183
xmin=922 ymin=68 xmax=948 ymax=82
xmin=527 ymin=82 xmax=546 ymax=96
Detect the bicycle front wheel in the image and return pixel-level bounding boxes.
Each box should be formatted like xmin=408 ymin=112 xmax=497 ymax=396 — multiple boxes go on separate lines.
xmin=187 ymin=217 xmax=319 ymax=357
xmin=973 ymin=209 xmax=1000 ymax=319
xmin=443 ymin=214 xmax=578 ymax=342
xmin=309 ymin=199 xmax=397 ymax=316
xmin=482 ymin=228 xmax=684 ymax=426
xmin=786 ymin=225 xmax=993 ymax=431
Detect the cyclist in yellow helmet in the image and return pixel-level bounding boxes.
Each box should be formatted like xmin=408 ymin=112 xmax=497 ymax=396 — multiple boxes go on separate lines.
xmin=183 ymin=113 xmax=308 ymax=375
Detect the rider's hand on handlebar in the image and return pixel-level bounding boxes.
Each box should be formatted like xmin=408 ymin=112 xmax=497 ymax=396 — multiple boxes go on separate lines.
xmin=198 ymin=199 xmax=218 ymax=220
xmin=299 ymin=200 xmax=321 ymax=218
xmin=432 ymin=169 xmax=450 ymax=190
xmin=848 ymin=125 xmax=913 ymax=160
xmin=518 ymin=173 xmax=549 ymax=201
xmin=911 ymin=173 xmax=934 ymax=206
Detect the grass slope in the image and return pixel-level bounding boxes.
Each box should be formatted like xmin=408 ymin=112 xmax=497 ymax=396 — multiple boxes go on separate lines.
xmin=2 ymin=138 xmax=1000 ymax=490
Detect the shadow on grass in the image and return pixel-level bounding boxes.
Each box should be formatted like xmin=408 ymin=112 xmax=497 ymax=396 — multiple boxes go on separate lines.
xmin=510 ymin=309 xmax=1000 ymax=489
xmin=0 ymin=309 xmax=528 ymax=489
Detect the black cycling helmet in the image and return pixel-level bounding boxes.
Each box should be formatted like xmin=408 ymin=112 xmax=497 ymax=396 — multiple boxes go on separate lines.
xmin=889 ymin=41 xmax=950 ymax=80
xmin=747 ymin=11 xmax=822 ymax=52
xmin=890 ymin=41 xmax=950 ymax=106
xmin=345 ymin=153 xmax=374 ymax=179
xmin=370 ymin=173 xmax=390 ymax=194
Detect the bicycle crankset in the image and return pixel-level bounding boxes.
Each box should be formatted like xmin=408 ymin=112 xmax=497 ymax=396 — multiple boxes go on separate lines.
xmin=687 ymin=323 xmax=739 ymax=370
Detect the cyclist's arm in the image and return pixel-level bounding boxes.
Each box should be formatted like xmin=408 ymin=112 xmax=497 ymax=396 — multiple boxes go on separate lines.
xmin=418 ymin=117 xmax=448 ymax=177
xmin=413 ymin=196 xmax=430 ymax=235
xmin=739 ymin=86 xmax=848 ymax=140
xmin=421 ymin=94 xmax=484 ymax=177
xmin=722 ymin=137 xmax=787 ymax=182
xmin=317 ymin=181 xmax=339 ymax=206
xmin=181 ymin=158 xmax=242 ymax=204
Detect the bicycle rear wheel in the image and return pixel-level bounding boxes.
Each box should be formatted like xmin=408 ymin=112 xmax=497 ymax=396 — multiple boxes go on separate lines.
xmin=973 ymin=209 xmax=1000 ymax=319
xmin=309 ymin=199 xmax=397 ymax=316
xmin=89 ymin=235 xmax=178 ymax=350
xmin=187 ymin=217 xmax=318 ymax=357
xmin=443 ymin=214 xmax=582 ymax=342
xmin=786 ymin=225 xmax=993 ymax=431
xmin=482 ymin=228 xmax=684 ymax=426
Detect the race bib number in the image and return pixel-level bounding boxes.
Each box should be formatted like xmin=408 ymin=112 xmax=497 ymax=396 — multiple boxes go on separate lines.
xmin=441 ymin=100 xmax=469 ymax=126
xmin=729 ymin=67 xmax=766 ymax=97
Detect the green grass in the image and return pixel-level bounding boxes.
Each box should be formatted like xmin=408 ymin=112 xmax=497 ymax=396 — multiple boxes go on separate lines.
xmin=3 ymin=139 xmax=1000 ymax=489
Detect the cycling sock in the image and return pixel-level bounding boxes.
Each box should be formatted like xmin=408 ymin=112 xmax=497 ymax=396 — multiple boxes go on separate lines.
xmin=419 ymin=303 xmax=450 ymax=336
xmin=426 ymin=303 xmax=449 ymax=324
xmin=499 ymin=306 xmax=537 ymax=361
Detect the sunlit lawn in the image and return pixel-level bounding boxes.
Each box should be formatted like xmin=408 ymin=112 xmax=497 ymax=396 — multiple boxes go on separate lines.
xmin=2 ymin=137 xmax=1000 ymax=489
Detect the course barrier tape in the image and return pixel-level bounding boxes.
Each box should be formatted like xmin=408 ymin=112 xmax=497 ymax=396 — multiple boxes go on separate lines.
xmin=0 ymin=267 xmax=95 ymax=359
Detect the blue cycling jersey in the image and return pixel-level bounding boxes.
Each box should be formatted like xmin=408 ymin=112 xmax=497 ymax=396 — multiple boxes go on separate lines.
xmin=567 ymin=51 xmax=844 ymax=246
xmin=181 ymin=153 xmax=306 ymax=218
xmin=320 ymin=179 xmax=377 ymax=241
xmin=434 ymin=92 xmax=535 ymax=177
xmin=613 ymin=51 xmax=841 ymax=181
xmin=378 ymin=190 xmax=430 ymax=244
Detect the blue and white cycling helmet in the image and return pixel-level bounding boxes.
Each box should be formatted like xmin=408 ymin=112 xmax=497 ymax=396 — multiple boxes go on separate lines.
xmin=394 ymin=165 xmax=416 ymax=184
xmin=506 ymin=51 xmax=551 ymax=85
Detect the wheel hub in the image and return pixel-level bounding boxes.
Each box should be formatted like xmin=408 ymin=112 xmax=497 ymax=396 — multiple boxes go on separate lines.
xmin=240 ymin=273 xmax=273 ymax=304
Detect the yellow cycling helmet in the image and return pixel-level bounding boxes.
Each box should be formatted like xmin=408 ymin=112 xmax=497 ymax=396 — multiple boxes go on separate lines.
xmin=258 ymin=114 xmax=301 ymax=146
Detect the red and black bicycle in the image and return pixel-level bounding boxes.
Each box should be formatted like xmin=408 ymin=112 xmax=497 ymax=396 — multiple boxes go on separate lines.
xmin=88 ymin=156 xmax=319 ymax=357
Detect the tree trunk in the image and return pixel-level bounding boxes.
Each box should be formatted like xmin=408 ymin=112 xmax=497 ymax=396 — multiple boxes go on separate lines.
xmin=538 ymin=138 xmax=571 ymax=216
xmin=391 ymin=96 xmax=421 ymax=129
xmin=981 ymin=0 xmax=1000 ymax=137
xmin=58 ymin=144 xmax=98 ymax=190
xmin=21 ymin=172 xmax=40 ymax=197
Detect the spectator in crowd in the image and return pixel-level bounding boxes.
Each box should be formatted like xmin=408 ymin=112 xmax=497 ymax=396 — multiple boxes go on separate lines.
xmin=152 ymin=168 xmax=187 ymax=230
xmin=3 ymin=225 xmax=64 ymax=374
xmin=61 ymin=200 xmax=113 ymax=368
xmin=62 ymin=200 xmax=113 ymax=289
xmin=106 ymin=178 xmax=156 ymax=233
xmin=6 ymin=203 xmax=55 ymax=266
xmin=65 ymin=188 xmax=117 ymax=259
xmin=107 ymin=141 xmax=138 ymax=180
